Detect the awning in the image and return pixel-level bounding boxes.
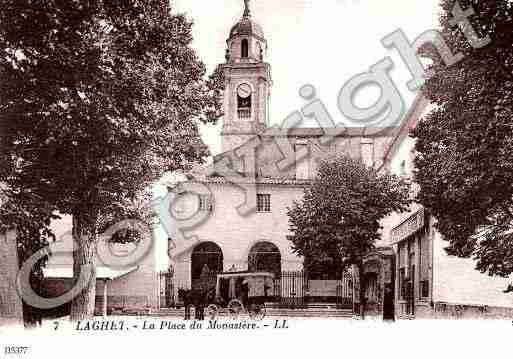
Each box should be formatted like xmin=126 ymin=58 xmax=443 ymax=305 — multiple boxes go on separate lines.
xmin=390 ymin=207 xmax=426 ymax=244
xmin=43 ymin=266 xmax=139 ymax=281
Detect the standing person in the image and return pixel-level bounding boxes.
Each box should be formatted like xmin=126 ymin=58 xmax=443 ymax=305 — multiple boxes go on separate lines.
xmin=241 ymin=277 xmax=250 ymax=308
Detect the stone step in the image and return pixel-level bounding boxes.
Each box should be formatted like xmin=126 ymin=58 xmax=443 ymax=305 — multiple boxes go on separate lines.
xmin=151 ymin=307 xmax=354 ymax=319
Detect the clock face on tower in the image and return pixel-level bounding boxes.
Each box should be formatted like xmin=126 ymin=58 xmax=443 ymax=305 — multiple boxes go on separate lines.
xmin=237 ymin=83 xmax=252 ymax=98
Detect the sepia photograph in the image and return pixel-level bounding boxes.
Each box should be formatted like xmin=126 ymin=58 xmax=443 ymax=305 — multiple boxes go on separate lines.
xmin=0 ymin=0 xmax=512 ymax=358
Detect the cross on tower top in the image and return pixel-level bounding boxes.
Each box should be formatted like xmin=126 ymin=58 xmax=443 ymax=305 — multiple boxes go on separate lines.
xmin=243 ymin=0 xmax=251 ymax=18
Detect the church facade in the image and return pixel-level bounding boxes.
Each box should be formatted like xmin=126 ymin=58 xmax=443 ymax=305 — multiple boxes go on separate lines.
xmin=166 ymin=2 xmax=398 ymax=302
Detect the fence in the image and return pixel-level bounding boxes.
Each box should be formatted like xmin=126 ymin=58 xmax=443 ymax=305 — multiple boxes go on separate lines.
xmin=273 ymin=270 xmax=353 ymax=309
xmin=159 ymin=271 xmax=175 ymax=308
xmin=159 ymin=269 xmax=353 ymax=310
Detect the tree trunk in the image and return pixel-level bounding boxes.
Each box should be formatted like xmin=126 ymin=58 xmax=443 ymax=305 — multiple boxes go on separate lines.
xmin=0 ymin=230 xmax=24 ymax=327
xmin=70 ymin=214 xmax=97 ymax=321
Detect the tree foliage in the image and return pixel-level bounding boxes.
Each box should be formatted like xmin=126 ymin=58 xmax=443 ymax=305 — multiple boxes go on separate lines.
xmin=0 ymin=0 xmax=224 ymax=318
xmin=287 ymin=155 xmax=411 ymax=314
xmin=0 ymin=0 xmax=224 ymax=216
xmin=413 ymin=0 xmax=513 ymax=277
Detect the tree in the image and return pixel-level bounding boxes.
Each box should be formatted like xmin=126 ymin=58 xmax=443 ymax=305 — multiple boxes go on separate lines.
xmin=413 ymin=0 xmax=513 ymax=278
xmin=287 ymin=155 xmax=411 ymax=317
xmin=97 ymin=190 xmax=154 ymax=245
xmin=0 ymin=0 xmax=224 ymax=320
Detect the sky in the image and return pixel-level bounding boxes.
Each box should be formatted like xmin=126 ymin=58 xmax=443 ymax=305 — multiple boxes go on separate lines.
xmin=173 ymin=0 xmax=441 ymax=156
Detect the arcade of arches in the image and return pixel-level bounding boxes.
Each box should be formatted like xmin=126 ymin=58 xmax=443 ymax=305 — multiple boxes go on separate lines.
xmin=190 ymin=241 xmax=282 ymax=286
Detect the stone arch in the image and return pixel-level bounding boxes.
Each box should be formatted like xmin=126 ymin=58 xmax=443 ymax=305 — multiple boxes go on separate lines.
xmin=248 ymin=241 xmax=281 ymax=277
xmin=190 ymin=242 xmax=223 ymax=286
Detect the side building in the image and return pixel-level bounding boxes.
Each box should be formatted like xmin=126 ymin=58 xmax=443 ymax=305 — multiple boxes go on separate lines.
xmin=42 ymin=215 xmax=160 ymax=317
xmin=380 ymin=95 xmax=513 ymax=319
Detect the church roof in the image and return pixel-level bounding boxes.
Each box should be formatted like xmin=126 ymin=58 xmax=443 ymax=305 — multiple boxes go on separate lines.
xmin=206 ymin=126 xmax=400 ymax=181
xmin=261 ymin=126 xmax=398 ymax=138
xmin=229 ymin=16 xmax=265 ymax=40
xmin=191 ymin=176 xmax=311 ymax=186
xmin=43 ymin=265 xmax=139 ymax=280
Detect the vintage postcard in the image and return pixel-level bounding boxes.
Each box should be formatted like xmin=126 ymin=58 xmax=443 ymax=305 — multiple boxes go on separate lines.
xmin=1 ymin=0 xmax=512 ymax=358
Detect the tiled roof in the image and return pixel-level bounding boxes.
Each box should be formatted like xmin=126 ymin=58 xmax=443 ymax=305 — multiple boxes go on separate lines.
xmin=262 ymin=126 xmax=398 ymax=138
xmin=43 ymin=266 xmax=139 ymax=280
xmin=230 ymin=17 xmax=265 ymax=40
xmin=190 ymin=176 xmax=311 ymax=186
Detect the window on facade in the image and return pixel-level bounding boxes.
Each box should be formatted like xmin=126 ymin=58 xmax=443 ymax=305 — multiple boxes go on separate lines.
xmin=295 ymin=143 xmax=309 ymax=180
xmin=398 ymin=242 xmax=406 ymax=300
xmin=199 ymin=194 xmax=213 ymax=212
xmin=361 ymin=142 xmax=374 ymax=167
xmin=399 ymin=267 xmax=406 ymax=300
xmin=419 ymin=235 xmax=430 ymax=298
xmin=408 ymin=251 xmax=415 ymax=298
xmin=407 ymin=240 xmax=415 ymax=278
xmin=241 ymin=39 xmax=249 ymax=58
xmin=257 ymin=194 xmax=271 ymax=212
xmin=400 ymin=160 xmax=407 ymax=177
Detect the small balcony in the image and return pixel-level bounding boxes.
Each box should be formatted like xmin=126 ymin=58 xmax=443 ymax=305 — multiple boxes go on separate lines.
xmin=238 ymin=108 xmax=251 ymax=119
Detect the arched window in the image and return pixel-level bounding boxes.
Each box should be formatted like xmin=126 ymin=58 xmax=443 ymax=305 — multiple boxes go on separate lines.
xmin=191 ymin=242 xmax=223 ymax=286
xmin=248 ymin=242 xmax=281 ymax=277
xmin=241 ymin=39 xmax=249 ymax=58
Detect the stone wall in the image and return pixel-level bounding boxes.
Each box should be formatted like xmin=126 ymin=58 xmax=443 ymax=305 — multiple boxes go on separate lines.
xmin=172 ymin=182 xmax=306 ymax=292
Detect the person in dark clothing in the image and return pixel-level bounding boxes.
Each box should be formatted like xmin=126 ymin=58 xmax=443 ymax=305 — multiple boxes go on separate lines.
xmin=383 ymin=284 xmax=395 ymax=322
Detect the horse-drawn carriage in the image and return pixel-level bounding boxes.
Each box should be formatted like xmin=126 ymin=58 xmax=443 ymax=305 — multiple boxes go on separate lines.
xmin=205 ymin=271 xmax=274 ymax=320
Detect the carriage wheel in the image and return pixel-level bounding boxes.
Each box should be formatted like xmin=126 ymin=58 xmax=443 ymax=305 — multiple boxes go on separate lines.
xmin=206 ymin=304 xmax=219 ymax=320
xmin=248 ymin=303 xmax=266 ymax=321
xmin=227 ymin=299 xmax=244 ymax=319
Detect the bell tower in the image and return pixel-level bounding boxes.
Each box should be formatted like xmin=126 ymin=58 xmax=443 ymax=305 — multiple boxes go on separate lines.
xmin=221 ymin=0 xmax=272 ymax=154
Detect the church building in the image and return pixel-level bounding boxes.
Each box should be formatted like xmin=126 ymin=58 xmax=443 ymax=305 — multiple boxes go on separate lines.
xmin=165 ymin=0 xmax=398 ymax=307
